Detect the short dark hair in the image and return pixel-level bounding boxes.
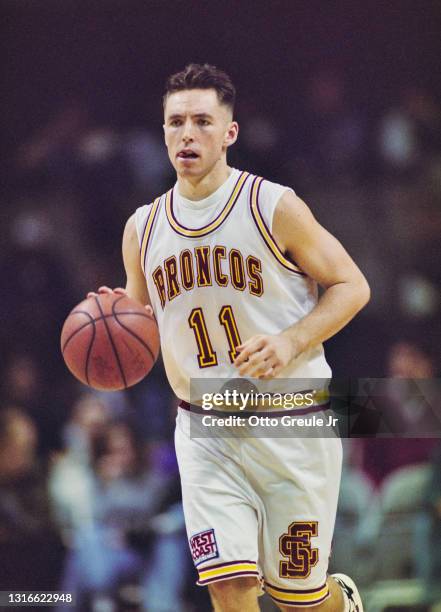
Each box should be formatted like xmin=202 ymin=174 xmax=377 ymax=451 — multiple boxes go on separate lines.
xmin=163 ymin=63 xmax=236 ymax=113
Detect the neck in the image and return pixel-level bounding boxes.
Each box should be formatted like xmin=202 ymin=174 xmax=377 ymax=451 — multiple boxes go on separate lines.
xmin=177 ymin=160 xmax=231 ymax=201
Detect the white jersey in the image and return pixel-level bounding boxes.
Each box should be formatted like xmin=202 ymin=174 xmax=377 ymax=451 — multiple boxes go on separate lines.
xmin=135 ymin=168 xmax=331 ymax=402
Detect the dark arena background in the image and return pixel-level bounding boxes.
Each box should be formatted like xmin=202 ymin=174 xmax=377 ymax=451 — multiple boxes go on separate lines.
xmin=1 ymin=1 xmax=441 ymax=611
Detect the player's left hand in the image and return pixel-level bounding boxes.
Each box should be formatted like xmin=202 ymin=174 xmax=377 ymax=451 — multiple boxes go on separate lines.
xmin=233 ymin=333 xmax=299 ymax=379
xmin=87 ymin=286 xmax=154 ymax=317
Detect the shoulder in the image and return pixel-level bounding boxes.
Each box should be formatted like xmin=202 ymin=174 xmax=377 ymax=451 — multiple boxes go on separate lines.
xmin=275 ymin=189 xmax=314 ymax=222
xmin=273 ymin=191 xmax=318 ymax=253
xmin=123 ymin=213 xmax=139 ymax=251
xmin=124 ymin=212 xmax=138 ymax=234
xmin=124 ymin=203 xmax=153 ymax=245
xmin=250 ymin=174 xmax=296 ymax=231
xmin=257 ymin=175 xmax=294 ymax=196
xmin=129 ymin=202 xmax=156 ymax=244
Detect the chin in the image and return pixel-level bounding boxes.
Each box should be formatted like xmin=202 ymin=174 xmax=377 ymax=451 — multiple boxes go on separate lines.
xmin=177 ymin=167 xmax=196 ymax=177
xmin=177 ymin=165 xmax=205 ymax=178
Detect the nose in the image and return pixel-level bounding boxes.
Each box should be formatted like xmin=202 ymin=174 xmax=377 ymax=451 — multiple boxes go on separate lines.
xmin=182 ymin=119 xmax=194 ymax=143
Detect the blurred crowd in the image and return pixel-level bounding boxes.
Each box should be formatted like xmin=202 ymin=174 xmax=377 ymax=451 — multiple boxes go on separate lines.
xmin=1 ymin=68 xmax=441 ymax=610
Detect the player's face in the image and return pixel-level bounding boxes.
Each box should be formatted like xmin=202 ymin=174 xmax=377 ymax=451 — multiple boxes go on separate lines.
xmin=163 ymin=89 xmax=238 ymax=179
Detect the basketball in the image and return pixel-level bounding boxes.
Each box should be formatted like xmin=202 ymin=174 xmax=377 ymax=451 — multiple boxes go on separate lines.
xmin=61 ymin=293 xmax=160 ymax=390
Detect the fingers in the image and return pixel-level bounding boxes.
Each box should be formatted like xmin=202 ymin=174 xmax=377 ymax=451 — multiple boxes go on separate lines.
xmin=234 ymin=336 xmax=266 ymax=367
xmin=237 ymin=350 xmax=271 ymax=377
xmin=98 ymin=285 xmax=127 ymax=295
xmin=235 ymin=340 xmax=281 ymax=377
xmin=87 ymin=286 xmax=127 ymax=299
xmin=247 ymin=357 xmax=280 ymax=378
xmin=85 ymin=287 xmax=153 ymax=317
xmin=259 ymin=365 xmax=280 ymax=380
xmin=258 ymin=367 xmax=274 ymax=380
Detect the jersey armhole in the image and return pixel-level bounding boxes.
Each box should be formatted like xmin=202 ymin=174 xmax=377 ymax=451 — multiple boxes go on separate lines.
xmin=134 ymin=204 xmax=151 ymax=246
xmin=137 ymin=196 xmax=162 ymax=275
xmin=249 ymin=176 xmax=305 ymax=275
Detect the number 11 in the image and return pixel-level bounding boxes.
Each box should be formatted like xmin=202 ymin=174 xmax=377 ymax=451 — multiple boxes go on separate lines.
xmin=188 ymin=305 xmax=242 ymax=368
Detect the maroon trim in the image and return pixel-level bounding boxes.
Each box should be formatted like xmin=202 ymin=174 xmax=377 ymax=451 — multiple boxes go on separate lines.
xmin=267 ymin=592 xmax=329 ymax=607
xmin=264 ymin=580 xmax=328 ymax=594
xmin=179 ymin=400 xmax=331 ymax=418
xmin=143 ymin=196 xmax=163 ymax=273
xmin=138 ymin=201 xmax=154 ymax=255
xmin=167 ymin=171 xmax=249 ymax=236
xmin=249 ymin=176 xmax=305 ymax=277
xmin=257 ymin=179 xmax=303 ymax=271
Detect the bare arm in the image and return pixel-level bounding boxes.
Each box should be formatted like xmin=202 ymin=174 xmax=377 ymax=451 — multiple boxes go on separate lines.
xmin=274 ymin=190 xmax=370 ymax=352
xmin=87 ymin=213 xmax=152 ymax=313
xmin=234 ymin=190 xmax=370 ymax=378
xmin=122 ymin=213 xmax=151 ymax=306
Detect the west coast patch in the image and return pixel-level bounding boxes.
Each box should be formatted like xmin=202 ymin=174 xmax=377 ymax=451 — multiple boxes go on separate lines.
xmin=190 ymin=528 xmax=219 ymax=566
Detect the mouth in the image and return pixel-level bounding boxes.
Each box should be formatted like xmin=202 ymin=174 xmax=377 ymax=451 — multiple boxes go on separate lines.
xmin=177 ymin=149 xmax=199 ymax=160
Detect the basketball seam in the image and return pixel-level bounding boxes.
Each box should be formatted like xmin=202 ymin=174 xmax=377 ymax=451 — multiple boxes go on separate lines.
xmin=111 ymin=300 xmax=156 ymax=364
xmin=85 ymin=316 xmax=96 ymax=386
xmin=72 ymin=309 xmax=155 ymax=321
xmin=61 ymin=310 xmax=95 ymax=355
xmin=94 ymin=295 xmax=127 ymax=389
xmin=61 ymin=310 xmax=96 ymax=385
xmin=62 ymin=312 xmax=95 ymax=353
xmin=62 ymin=311 xmax=155 ymax=352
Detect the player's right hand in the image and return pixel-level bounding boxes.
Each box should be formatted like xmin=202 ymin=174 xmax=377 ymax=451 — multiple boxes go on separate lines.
xmin=87 ymin=286 xmax=127 ymax=298
xmin=87 ymin=286 xmax=154 ymax=316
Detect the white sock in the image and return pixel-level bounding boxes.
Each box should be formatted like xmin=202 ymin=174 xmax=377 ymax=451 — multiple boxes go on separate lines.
xmin=341 ymin=588 xmax=351 ymax=612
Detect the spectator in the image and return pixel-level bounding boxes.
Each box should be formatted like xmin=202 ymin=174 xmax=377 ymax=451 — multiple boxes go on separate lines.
xmin=14 ymin=100 xmax=90 ymax=193
xmin=1 ymin=352 xmax=67 ymax=455
xmin=355 ymin=341 xmax=440 ymax=487
xmin=416 ymin=442 xmax=441 ymax=603
xmin=378 ymin=86 xmax=441 ymax=178
xmin=123 ymin=128 xmax=172 ymax=196
xmin=299 ymin=69 xmax=367 ymax=185
xmin=0 ymin=407 xmax=63 ymax=589
xmin=51 ymin=419 xmax=172 ymax=611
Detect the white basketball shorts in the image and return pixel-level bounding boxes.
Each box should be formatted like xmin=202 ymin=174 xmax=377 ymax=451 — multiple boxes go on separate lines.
xmin=174 ymin=406 xmax=342 ymax=608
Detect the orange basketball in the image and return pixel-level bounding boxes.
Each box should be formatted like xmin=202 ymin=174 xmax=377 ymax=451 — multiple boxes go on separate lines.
xmin=61 ymin=293 xmax=160 ymax=390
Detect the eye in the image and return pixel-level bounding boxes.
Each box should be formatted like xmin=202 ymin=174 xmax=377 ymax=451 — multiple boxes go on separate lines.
xmin=170 ymin=119 xmax=182 ymax=127
xmin=197 ymin=119 xmax=210 ymax=126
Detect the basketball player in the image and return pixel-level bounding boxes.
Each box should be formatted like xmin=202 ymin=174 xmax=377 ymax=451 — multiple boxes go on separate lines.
xmin=91 ymin=64 xmax=369 ymax=611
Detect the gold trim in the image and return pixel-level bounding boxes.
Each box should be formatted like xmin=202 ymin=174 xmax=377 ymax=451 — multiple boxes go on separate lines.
xmin=199 ymin=562 xmax=258 ymax=581
xmin=265 ymin=582 xmax=329 ymax=603
xmin=250 ymin=177 xmax=302 ymax=273
xmin=140 ymin=196 xmax=161 ymax=274
xmin=166 ymin=171 xmax=249 ymax=237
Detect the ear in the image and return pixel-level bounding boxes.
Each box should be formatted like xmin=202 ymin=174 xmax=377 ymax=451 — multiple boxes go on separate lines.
xmin=163 ymin=123 xmax=168 ymax=146
xmin=224 ymin=121 xmax=239 ymax=149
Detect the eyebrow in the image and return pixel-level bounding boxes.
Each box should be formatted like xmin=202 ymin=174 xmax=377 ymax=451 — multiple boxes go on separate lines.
xmin=167 ymin=112 xmax=214 ymax=121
